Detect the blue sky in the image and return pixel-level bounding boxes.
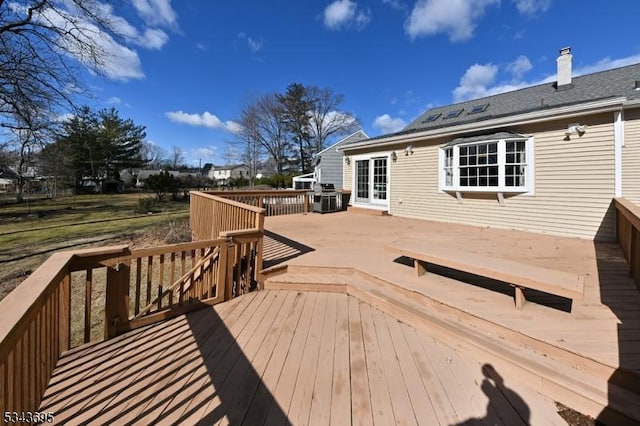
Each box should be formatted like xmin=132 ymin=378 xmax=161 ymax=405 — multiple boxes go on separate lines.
xmin=77 ymin=0 xmax=640 ymax=167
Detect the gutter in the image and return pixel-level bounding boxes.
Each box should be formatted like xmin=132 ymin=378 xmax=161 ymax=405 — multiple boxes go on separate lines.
xmin=339 ymin=97 xmax=629 ymax=152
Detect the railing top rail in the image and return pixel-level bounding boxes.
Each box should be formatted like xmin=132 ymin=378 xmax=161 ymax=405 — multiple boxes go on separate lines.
xmin=201 ymin=189 xmax=309 ymax=197
xmin=190 ymin=190 xmax=266 ymax=214
xmin=131 ymin=238 xmax=227 ymax=258
xmin=219 ymin=228 xmax=263 ymax=238
xmin=614 ymin=197 xmax=640 ymax=230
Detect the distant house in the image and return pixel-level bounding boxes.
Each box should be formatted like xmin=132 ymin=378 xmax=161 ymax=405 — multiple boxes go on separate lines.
xmin=292 ymin=130 xmax=368 ymax=189
xmin=341 ymin=47 xmax=640 ymax=241
xmin=207 ymin=164 xmax=249 ymax=186
xmin=135 ymin=170 xmax=179 ymax=187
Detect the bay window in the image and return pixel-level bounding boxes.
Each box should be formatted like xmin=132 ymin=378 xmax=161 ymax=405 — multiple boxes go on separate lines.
xmin=440 ymin=134 xmax=533 ymax=194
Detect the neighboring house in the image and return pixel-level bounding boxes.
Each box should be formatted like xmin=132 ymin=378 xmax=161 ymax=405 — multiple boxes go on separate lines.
xmin=119 ymin=169 xmax=135 ymax=187
xmin=207 ymin=164 xmax=249 ymax=185
xmin=136 ymin=170 xmax=180 ymax=187
xmin=292 ymin=130 xmax=369 ymax=189
xmin=341 ymin=47 xmax=640 ymax=241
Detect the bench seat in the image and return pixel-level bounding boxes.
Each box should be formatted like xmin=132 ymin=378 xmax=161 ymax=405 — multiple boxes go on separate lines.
xmin=385 ymin=238 xmax=585 ymax=310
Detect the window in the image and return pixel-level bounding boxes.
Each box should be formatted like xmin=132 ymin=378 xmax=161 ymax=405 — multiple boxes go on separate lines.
xmin=468 ymin=103 xmax=489 ymax=114
xmin=444 ymin=109 xmax=463 ymax=119
xmin=422 ymin=113 xmax=441 ymax=123
xmin=440 ymin=136 xmax=533 ymax=194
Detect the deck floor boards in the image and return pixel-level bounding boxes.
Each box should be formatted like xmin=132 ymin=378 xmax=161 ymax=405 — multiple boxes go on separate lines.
xmin=40 ymin=290 xmax=565 ymax=425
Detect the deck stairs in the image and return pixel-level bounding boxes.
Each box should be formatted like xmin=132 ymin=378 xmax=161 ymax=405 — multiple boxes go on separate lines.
xmin=262 ymin=265 xmax=640 ymax=425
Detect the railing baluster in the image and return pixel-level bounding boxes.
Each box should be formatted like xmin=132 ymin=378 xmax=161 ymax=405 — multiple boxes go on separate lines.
xmin=135 ymin=257 xmax=142 ymax=315
xmin=84 ymin=269 xmax=92 ymax=343
xmin=146 ymin=256 xmax=153 ymax=305
xmin=158 ymin=254 xmax=165 ymax=309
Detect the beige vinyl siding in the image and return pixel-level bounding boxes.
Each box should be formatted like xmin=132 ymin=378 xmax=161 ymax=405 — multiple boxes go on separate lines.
xmin=389 ymin=113 xmax=616 ymax=240
xmin=623 ymin=108 xmax=640 ymax=204
xmin=343 ymin=160 xmax=352 ymax=191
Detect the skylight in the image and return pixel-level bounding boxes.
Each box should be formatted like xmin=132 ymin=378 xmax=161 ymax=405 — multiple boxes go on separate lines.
xmin=444 ymin=109 xmax=463 ymax=119
xmin=422 ymin=113 xmax=441 ymax=123
xmin=468 ymin=103 xmax=489 ymax=114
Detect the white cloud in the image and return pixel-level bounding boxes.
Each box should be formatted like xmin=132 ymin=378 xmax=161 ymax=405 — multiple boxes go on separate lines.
xmin=130 ymin=0 xmax=178 ymax=28
xmin=323 ymin=0 xmax=371 ymax=31
xmin=405 ymin=0 xmax=499 ymax=42
xmin=513 ymin=0 xmax=551 ymax=16
xmin=453 ymin=63 xmax=499 ymax=102
xmin=572 ymin=54 xmax=640 ymax=77
xmin=506 ymin=55 xmax=532 ymax=80
xmin=383 ymin=0 xmax=405 ymax=10
xmin=106 ymin=97 xmax=122 ymax=105
xmin=165 ymin=111 xmax=241 ymax=133
xmin=238 ymin=32 xmax=264 ymax=53
xmin=374 ymin=114 xmax=407 ymax=133
xmin=452 ymin=53 xmax=640 ymax=103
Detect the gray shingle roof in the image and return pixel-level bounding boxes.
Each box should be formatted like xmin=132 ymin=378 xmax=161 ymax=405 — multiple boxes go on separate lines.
xmin=380 ymin=63 xmax=640 ymax=141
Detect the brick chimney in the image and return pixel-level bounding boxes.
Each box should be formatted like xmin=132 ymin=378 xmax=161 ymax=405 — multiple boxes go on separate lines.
xmin=557 ymin=47 xmax=572 ymax=88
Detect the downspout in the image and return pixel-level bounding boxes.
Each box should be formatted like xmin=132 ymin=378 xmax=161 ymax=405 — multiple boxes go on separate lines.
xmin=614 ymin=110 xmax=624 ymax=197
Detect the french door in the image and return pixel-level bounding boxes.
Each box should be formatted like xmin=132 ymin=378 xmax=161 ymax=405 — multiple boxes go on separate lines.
xmin=355 ymin=156 xmax=388 ymax=205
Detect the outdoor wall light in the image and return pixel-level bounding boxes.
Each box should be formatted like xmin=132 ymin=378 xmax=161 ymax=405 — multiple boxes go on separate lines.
xmin=405 ymin=145 xmax=414 ymax=156
xmin=564 ymin=123 xmax=587 ymax=141
xmin=344 ymin=156 xmax=350 ymax=165
xmin=391 ymin=151 xmax=398 ymax=162
xmin=565 ymin=123 xmax=586 ymax=137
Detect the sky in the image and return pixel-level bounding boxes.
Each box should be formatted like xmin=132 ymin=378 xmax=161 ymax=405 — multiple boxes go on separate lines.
xmin=70 ymin=0 xmax=640 ymax=167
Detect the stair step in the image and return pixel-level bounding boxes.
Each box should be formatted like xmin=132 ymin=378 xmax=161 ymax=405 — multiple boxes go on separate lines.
xmin=263 ymin=266 xmax=640 ymax=423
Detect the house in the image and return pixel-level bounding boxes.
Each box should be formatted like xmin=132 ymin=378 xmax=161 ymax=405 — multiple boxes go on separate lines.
xmin=135 ymin=170 xmax=180 ymax=187
xmin=341 ymin=47 xmax=640 ymax=241
xmin=207 ymin=164 xmax=249 ymax=185
xmin=292 ymin=130 xmax=368 ymax=189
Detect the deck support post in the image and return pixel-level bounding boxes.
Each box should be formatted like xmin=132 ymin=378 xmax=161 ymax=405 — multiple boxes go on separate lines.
xmin=414 ymin=259 xmax=426 ymax=276
xmin=105 ymin=251 xmax=131 ymax=339
xmin=514 ymin=286 xmax=525 ymax=310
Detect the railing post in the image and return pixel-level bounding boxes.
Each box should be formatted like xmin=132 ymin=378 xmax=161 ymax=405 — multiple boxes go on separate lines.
xmin=226 ymin=242 xmax=236 ymax=300
xmin=58 ymin=270 xmax=71 ymax=353
xmin=304 ymin=193 xmax=310 ymax=213
xmin=104 ymin=250 xmax=131 ymax=339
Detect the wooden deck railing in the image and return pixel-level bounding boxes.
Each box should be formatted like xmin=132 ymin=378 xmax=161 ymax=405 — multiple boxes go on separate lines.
xmin=190 ymin=190 xmax=266 ymax=240
xmin=197 ymin=189 xmax=311 ymax=217
xmin=2 ymin=191 xmax=268 ymax=416
xmin=614 ymin=197 xmax=640 ymax=290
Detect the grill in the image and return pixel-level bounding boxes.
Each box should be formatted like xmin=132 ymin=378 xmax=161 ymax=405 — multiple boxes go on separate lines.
xmin=312 ymin=183 xmax=338 ymax=213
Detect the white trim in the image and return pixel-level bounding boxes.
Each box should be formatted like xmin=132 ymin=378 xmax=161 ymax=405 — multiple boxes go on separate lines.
xmin=319 ymin=129 xmax=369 ymax=155
xmin=614 ymin=110 xmax=624 ymax=197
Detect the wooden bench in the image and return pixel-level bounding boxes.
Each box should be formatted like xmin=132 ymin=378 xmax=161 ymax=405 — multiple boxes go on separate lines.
xmin=385 ymin=238 xmax=585 ymax=310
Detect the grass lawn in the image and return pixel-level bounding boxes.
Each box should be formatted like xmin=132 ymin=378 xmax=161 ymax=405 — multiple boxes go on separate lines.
xmin=0 ymin=192 xmax=191 ymax=300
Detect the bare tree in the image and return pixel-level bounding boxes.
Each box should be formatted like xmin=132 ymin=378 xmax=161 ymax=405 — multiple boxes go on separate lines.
xmin=307 ymin=86 xmax=360 ymax=154
xmin=4 ymin=108 xmax=56 ymax=202
xmin=170 ymin=145 xmax=185 ymax=170
xmin=237 ymin=93 xmax=290 ymax=174
xmin=141 ymin=141 xmax=167 ymax=169
xmin=0 ymin=1 xmax=125 ymax=131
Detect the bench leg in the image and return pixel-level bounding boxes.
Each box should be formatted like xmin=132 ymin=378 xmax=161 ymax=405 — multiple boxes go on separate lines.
xmin=414 ymin=259 xmax=426 ymax=276
xmin=514 ymin=286 xmax=526 ymax=310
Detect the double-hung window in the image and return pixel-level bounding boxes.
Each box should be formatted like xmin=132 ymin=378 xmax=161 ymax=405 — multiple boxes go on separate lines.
xmin=440 ymin=134 xmax=533 ymax=194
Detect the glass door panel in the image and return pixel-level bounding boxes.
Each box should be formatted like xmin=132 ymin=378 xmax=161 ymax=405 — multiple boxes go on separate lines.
xmin=355 ymin=160 xmax=369 ymax=202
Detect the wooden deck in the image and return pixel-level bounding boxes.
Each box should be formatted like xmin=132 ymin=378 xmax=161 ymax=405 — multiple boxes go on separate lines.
xmin=261 ymin=212 xmax=640 ymax=422
xmin=40 ymin=290 xmax=564 ymax=425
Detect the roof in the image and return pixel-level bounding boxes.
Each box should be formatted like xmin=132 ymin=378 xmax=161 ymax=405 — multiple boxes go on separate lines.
xmin=318 ymin=129 xmax=369 ymax=155
xmin=357 ymin=63 xmax=640 ymax=147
